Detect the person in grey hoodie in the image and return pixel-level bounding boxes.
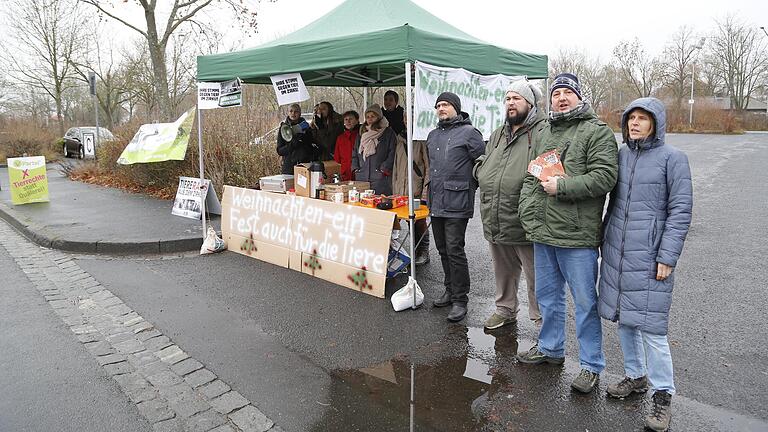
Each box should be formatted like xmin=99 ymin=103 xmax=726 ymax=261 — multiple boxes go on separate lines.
xmin=425 ymin=92 xmax=485 ymax=322
xmin=598 ymin=97 xmax=693 ymax=432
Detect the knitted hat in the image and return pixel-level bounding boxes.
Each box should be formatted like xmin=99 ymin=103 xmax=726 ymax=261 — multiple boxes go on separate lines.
xmin=550 ymin=73 xmax=582 ymax=100
xmin=434 ymin=92 xmax=462 ymax=113
xmin=364 ymin=103 xmax=383 ymax=120
xmin=507 ymin=79 xmax=542 ymax=107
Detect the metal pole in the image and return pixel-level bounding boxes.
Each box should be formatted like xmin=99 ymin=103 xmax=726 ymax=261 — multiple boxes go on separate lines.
xmin=405 ymin=62 xmax=417 ymax=308
xmin=689 ymin=61 xmax=696 ymax=127
xmin=197 ymin=105 xmax=207 ymax=236
xmin=409 ymin=362 xmax=415 ymax=432
xmin=363 ymin=86 xmax=368 ymax=111
xmin=93 ymin=94 xmax=100 ymax=160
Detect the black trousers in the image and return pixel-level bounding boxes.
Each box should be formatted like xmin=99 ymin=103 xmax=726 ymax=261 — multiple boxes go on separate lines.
xmin=431 ymin=217 xmax=470 ymax=305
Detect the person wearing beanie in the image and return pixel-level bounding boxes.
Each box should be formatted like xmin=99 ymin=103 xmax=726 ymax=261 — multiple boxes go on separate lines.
xmin=517 ymin=72 xmax=618 ymax=395
xmin=598 ymin=97 xmax=692 ymax=432
xmin=351 ymin=103 xmax=396 ymax=195
xmin=550 ymin=72 xmax=583 ymax=102
xmin=425 ymin=92 xmax=485 ymax=322
xmin=474 ymin=79 xmax=546 ymax=331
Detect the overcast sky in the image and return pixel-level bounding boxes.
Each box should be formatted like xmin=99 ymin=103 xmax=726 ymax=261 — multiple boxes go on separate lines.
xmin=245 ymin=0 xmax=767 ymax=59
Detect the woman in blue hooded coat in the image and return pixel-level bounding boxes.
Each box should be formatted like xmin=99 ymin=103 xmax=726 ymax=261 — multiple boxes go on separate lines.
xmin=598 ymin=97 xmax=692 ymax=432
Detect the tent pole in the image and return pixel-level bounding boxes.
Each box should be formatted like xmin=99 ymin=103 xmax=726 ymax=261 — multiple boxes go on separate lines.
xmin=363 ymin=87 xmax=368 ymax=111
xmin=405 ymin=61 xmax=417 ymax=308
xmin=197 ymin=105 xmax=207 ymax=237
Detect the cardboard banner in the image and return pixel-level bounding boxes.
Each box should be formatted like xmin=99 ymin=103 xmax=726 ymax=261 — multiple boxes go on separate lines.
xmin=197 ymin=78 xmax=243 ymax=110
xmin=171 ymin=176 xmax=222 ymax=220
xmin=117 ymin=108 xmax=195 ymax=165
xmin=270 ymin=73 xmax=310 ymax=106
xmin=414 ymin=61 xmax=524 ymax=140
xmin=222 ymin=186 xmax=395 ymax=298
xmin=7 ymin=156 xmax=49 ymax=205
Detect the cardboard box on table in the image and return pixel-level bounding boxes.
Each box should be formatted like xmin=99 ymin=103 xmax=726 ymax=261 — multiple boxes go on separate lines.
xmin=323 ymin=181 xmax=370 ymax=202
xmin=221 ymin=185 xmax=394 ymax=298
xmin=293 ymin=161 xmax=341 ymax=197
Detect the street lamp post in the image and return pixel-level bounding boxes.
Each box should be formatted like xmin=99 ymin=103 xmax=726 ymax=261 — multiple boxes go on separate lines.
xmin=761 ymin=27 xmax=768 ymax=116
xmin=689 ymin=38 xmax=706 ymax=128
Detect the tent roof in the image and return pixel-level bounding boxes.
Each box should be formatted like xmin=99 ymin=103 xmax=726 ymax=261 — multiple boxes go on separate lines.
xmin=196 ymin=0 xmax=548 ymax=85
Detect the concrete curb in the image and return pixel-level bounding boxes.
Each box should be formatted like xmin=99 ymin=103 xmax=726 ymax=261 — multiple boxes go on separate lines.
xmin=0 ymin=201 xmax=202 ymax=255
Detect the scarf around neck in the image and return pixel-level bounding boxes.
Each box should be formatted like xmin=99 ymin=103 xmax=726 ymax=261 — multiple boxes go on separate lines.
xmin=359 ymin=117 xmax=389 ymax=160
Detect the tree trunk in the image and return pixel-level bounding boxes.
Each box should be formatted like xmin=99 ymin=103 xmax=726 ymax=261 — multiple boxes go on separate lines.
xmin=144 ymin=8 xmax=172 ymax=122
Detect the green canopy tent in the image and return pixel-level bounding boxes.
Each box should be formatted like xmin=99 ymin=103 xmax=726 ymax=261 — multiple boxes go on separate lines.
xmin=196 ymin=0 xmax=548 ymax=307
xmin=197 ymin=0 xmax=548 ymax=85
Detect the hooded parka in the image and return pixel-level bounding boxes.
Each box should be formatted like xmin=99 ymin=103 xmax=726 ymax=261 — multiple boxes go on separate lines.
xmin=476 ymin=109 xmax=547 ymax=244
xmin=598 ymin=97 xmax=693 ymax=335
xmin=518 ymin=104 xmax=618 ymax=247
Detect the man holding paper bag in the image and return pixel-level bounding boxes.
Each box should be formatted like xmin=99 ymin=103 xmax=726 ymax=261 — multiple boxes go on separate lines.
xmin=475 ymin=80 xmax=547 ymax=330
xmin=516 ymin=73 xmax=618 ymax=394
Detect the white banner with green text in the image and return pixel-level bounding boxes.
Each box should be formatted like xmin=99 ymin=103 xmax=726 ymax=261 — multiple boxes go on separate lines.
xmin=413 ymin=61 xmax=524 ymax=140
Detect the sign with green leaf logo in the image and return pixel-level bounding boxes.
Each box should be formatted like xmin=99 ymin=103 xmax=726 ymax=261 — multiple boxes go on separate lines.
xmin=7 ymin=156 xmax=49 ymax=205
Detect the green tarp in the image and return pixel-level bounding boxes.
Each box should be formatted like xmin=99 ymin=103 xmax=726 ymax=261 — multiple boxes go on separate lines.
xmin=196 ymin=0 xmax=548 ymax=85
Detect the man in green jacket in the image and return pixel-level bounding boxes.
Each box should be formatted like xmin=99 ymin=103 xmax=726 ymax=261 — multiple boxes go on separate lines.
xmin=475 ymin=80 xmax=546 ymax=330
xmin=516 ymin=73 xmax=618 ymax=394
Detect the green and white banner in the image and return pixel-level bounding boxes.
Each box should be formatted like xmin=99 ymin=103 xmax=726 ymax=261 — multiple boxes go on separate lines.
xmin=117 ymin=108 xmax=195 ymax=165
xmin=7 ymin=156 xmax=49 ymax=205
xmin=414 ymin=61 xmax=523 ymax=140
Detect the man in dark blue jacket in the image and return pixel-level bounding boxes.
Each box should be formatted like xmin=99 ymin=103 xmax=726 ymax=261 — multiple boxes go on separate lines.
xmin=426 ymin=92 xmax=485 ymax=322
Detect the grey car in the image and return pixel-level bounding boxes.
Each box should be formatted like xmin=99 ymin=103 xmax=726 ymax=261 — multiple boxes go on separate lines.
xmin=63 ymin=127 xmax=115 ymax=159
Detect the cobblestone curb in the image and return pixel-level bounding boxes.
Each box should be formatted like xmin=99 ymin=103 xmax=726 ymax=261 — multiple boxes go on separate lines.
xmin=0 ymin=221 xmax=283 ymax=432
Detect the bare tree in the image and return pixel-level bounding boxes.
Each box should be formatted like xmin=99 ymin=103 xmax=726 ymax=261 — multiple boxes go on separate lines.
xmin=661 ymin=26 xmax=706 ymax=109
xmin=613 ymin=38 xmax=665 ymax=98
xmin=70 ymin=34 xmax=134 ymax=129
xmin=2 ymin=0 xmax=86 ymax=136
xmin=80 ymin=0 xmax=260 ymax=122
xmin=708 ymin=14 xmax=768 ymax=110
xmin=549 ymin=48 xmax=612 ymax=112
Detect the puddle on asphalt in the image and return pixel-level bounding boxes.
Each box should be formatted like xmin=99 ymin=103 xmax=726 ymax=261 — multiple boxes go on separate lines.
xmin=306 ymin=325 xmax=634 ymax=432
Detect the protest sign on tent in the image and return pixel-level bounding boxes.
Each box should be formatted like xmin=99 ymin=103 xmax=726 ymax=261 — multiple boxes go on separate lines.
xmin=269 ymin=73 xmax=310 ymax=106
xmin=197 ymin=78 xmax=242 ymax=110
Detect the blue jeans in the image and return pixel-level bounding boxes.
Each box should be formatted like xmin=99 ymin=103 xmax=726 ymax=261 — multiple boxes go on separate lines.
xmin=618 ymin=324 xmax=676 ymax=394
xmin=534 ymin=243 xmax=605 ymax=374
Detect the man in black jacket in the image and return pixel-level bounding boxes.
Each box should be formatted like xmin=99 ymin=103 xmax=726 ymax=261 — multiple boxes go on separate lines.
xmin=426 ymin=92 xmax=485 ymax=322
xmin=383 ymin=90 xmax=405 ymax=136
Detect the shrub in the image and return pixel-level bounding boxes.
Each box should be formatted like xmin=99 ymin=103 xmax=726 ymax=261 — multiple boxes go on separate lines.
xmin=72 ymin=100 xmax=283 ymax=200
xmin=0 ymin=119 xmax=59 ymax=162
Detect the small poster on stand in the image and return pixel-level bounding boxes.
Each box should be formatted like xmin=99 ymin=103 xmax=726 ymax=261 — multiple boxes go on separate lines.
xmin=171 ymin=176 xmax=222 ymax=220
xmin=7 ymin=156 xmax=49 ymax=205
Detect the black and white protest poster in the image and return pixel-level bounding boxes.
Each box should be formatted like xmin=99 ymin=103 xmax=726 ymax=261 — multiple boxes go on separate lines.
xmin=269 ymin=73 xmax=309 ymax=106
xmin=197 ymin=78 xmax=242 ymax=110
xmin=172 ymin=176 xmax=222 ymax=220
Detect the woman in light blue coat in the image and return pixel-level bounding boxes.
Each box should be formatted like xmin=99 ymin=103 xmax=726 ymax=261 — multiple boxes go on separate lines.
xmin=598 ymin=97 xmax=692 ymax=432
